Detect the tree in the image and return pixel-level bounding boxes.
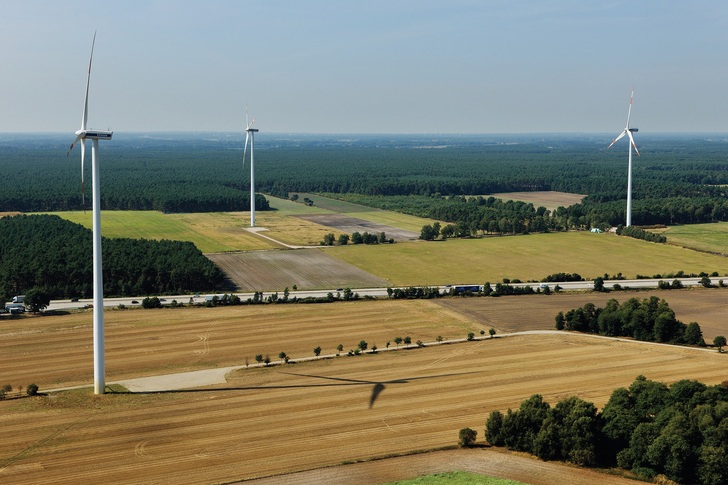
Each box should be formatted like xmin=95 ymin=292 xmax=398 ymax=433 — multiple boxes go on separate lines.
xmin=142 ymin=296 xmax=162 ymax=309
xmin=24 ymin=287 xmax=51 ymax=312
xmin=337 ymin=234 xmax=350 ymax=245
xmin=486 ymin=410 xmax=505 ymax=446
xmin=403 ymin=336 xmax=412 ymax=345
xmin=684 ymin=322 xmax=704 ymax=346
xmin=467 ymin=332 xmax=475 ymax=341
xmin=489 ymin=328 xmax=496 ymax=338
xmin=337 ymin=344 xmax=344 ymax=354
xmin=358 ymin=340 xmax=368 ymax=351
xmin=394 ymin=336 xmax=403 ymax=347
xmin=321 ymin=233 xmax=335 ymax=246
xmin=313 ymin=346 xmax=322 ymax=357
xmin=351 ymin=231 xmax=363 ymax=244
xmin=279 ymin=351 xmax=288 ymax=363
xmin=593 ymin=276 xmax=605 ymax=292
xmin=458 ymin=427 xmax=478 ymax=447
xmin=713 ymin=335 xmax=726 ymax=352
xmin=255 ymin=354 xmax=263 ymax=364
xmin=26 ymin=383 xmax=39 ymax=396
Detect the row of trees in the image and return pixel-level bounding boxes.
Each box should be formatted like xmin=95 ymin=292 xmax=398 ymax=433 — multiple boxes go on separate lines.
xmin=616 ymin=224 xmax=667 ymax=243
xmin=555 ymin=297 xmax=705 ymax=345
xmin=0 ymin=215 xmax=224 ymax=300
xmin=485 ymin=376 xmax=728 ymax=484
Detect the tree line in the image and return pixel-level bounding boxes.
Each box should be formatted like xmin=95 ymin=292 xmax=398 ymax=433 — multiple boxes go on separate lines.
xmin=0 ymin=215 xmax=224 ymax=300
xmin=485 ymin=376 xmax=728 ymax=484
xmin=3 ymin=134 xmax=728 ymax=228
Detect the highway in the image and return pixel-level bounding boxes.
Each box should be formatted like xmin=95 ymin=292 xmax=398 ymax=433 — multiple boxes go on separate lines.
xmin=43 ymin=277 xmax=709 ymax=312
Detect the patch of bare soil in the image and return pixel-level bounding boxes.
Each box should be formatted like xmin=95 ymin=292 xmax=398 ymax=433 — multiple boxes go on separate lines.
xmin=240 ymin=448 xmax=637 ymax=485
xmin=207 ymin=248 xmax=390 ymax=291
xmin=297 ymin=214 xmax=420 ymax=241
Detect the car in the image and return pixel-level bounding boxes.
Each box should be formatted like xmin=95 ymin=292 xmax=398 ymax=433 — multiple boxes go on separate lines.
xmin=71 ymin=297 xmax=79 ymax=302
xmin=131 ymin=300 xmax=139 ymax=304
xmin=160 ymin=298 xmax=166 ymax=302
xmin=336 ymin=288 xmax=343 ymax=292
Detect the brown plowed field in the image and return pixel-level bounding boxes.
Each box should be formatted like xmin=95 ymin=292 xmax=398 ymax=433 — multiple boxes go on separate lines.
xmin=207 ymin=248 xmax=391 ymax=291
xmin=434 ymin=287 xmax=728 ymax=340
xmin=297 ymin=214 xmax=420 ymax=241
xmin=1 ymin=294 xmax=727 ymax=484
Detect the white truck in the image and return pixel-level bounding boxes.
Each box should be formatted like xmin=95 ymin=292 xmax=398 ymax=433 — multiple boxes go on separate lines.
xmin=12 ymin=295 xmax=25 ymax=303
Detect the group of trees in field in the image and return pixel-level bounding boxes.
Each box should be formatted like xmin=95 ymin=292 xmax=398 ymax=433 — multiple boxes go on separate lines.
xmin=485 ymin=376 xmax=728 ymax=484
xmin=555 ymin=297 xmax=705 ymax=346
xmin=0 ymin=215 xmax=224 ymax=300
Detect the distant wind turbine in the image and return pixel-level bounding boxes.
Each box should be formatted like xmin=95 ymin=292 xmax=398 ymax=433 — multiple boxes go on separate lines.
xmin=607 ymin=86 xmax=640 ymax=227
xmin=66 ymin=31 xmax=113 ymax=395
xmin=243 ymin=109 xmax=259 ymax=227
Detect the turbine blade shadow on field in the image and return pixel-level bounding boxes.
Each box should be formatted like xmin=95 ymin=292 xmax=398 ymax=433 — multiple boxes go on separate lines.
xmin=114 ymin=371 xmax=479 ymax=408
xmin=280 ymin=371 xmax=479 ymax=408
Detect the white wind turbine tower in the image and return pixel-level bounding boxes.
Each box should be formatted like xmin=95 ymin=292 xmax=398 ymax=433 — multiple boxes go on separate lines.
xmin=67 ymin=32 xmax=113 ymax=395
xmin=243 ymin=109 xmax=259 ymax=227
xmin=607 ymin=86 xmax=640 ymax=227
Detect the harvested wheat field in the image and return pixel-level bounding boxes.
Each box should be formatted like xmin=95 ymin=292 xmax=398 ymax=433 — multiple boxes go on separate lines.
xmin=2 ymin=294 xmax=728 ymax=484
xmin=2 ymin=333 xmax=726 ymax=484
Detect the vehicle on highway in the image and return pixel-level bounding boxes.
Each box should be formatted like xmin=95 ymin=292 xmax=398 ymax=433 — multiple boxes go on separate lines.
xmin=131 ymin=300 xmax=139 ymax=304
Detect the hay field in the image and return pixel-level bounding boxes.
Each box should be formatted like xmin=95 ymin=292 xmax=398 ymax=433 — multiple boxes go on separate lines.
xmin=2 ymin=294 xmax=728 ymax=484
xmin=328 ymin=231 xmax=728 ymax=285
xmin=488 ymin=191 xmax=585 ymax=211
xmin=655 ymin=221 xmax=728 ymax=255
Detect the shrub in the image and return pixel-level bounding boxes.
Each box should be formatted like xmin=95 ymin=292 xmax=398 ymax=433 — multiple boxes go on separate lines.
xmin=467 ymin=332 xmax=475 ymax=341
xmin=458 ymin=427 xmax=478 ymax=447
xmin=26 ymin=383 xmax=39 ymax=396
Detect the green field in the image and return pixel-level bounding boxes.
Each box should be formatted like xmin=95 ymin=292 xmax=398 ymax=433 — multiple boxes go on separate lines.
xmin=328 ymin=231 xmax=728 ymax=286
xmin=385 ymin=471 xmax=526 ymax=485
xmin=656 ymin=222 xmax=728 ymax=255
xmin=42 ymin=210 xmax=278 ymax=253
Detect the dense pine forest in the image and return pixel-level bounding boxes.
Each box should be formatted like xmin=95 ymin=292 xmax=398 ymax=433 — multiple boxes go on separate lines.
xmin=1 ymin=133 xmax=727 ymax=229
xmin=0 ymin=215 xmax=224 ymax=300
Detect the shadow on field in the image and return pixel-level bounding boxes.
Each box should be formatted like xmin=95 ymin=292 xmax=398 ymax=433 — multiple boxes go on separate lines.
xmin=114 ymin=371 xmax=480 ymax=409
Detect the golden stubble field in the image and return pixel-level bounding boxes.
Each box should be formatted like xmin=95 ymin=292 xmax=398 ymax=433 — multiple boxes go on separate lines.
xmin=1 ymin=293 xmax=727 ymax=484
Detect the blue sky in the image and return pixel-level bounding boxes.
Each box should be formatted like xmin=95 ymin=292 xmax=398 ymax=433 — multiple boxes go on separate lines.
xmin=2 ymin=0 xmax=727 ymax=133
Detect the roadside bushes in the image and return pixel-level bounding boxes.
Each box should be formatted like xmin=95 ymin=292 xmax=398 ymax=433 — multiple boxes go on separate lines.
xmin=555 ymin=297 xmax=705 ymax=346
xmin=616 ymin=224 xmax=667 ymax=243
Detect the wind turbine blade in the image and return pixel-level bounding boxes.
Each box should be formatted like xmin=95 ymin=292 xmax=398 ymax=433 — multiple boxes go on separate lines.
xmin=82 ymin=31 xmax=96 ymax=131
xmin=627 ymin=131 xmax=640 ymax=156
xmin=626 ymin=86 xmax=634 ymax=129
xmin=248 ymin=116 xmax=256 ymax=129
xmin=607 ymin=130 xmax=627 ymax=149
xmin=67 ymin=134 xmax=83 ymax=157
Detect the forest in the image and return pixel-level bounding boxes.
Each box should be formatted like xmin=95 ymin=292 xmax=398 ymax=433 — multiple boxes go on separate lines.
xmin=0 ymin=214 xmax=224 ymax=300
xmin=1 ymin=133 xmax=727 ymax=230
xmin=485 ymin=376 xmax=728 ymax=484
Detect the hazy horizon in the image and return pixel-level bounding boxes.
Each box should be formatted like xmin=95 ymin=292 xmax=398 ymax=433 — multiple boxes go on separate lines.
xmin=3 ymin=1 xmax=728 ymax=134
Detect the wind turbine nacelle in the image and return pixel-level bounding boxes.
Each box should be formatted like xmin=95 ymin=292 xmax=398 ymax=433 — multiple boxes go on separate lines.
xmin=75 ymin=130 xmax=113 ymax=140
xmin=629 ymin=127 xmax=638 ymax=133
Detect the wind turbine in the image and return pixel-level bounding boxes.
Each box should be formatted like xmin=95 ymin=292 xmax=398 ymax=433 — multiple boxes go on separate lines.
xmin=243 ymin=109 xmax=259 ymax=227
xmin=607 ymin=86 xmax=640 ymax=227
xmin=67 ymin=31 xmax=113 ymax=395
